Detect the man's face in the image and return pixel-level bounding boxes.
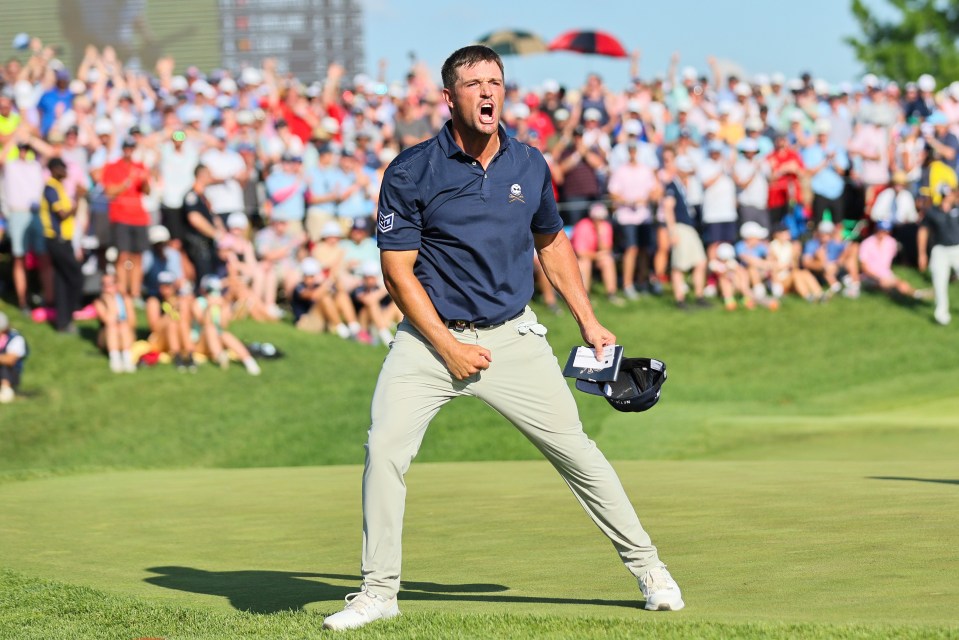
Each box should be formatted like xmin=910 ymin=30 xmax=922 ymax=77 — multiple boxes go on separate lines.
xmin=0 ymin=97 xmax=10 ymax=116
xmin=444 ymin=60 xmax=504 ymax=137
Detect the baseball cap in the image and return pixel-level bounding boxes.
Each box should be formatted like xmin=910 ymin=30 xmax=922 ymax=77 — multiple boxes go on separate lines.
xmin=200 ymin=274 xmax=222 ymax=293
xmin=583 ymin=107 xmax=602 ymax=122
xmin=148 ymin=225 xmax=171 ymax=244
xmin=575 ymin=357 xmax=667 ymax=413
xmin=623 ymin=119 xmax=642 ymax=136
xmin=553 ymin=108 xmax=570 ymax=122
xmin=351 ymin=217 xmax=371 ymax=233
xmin=300 ymin=257 xmax=322 ymax=276
xmin=320 ymin=221 xmax=343 ymax=238
xmin=226 ymin=212 xmax=249 ymax=230
xmin=740 ymin=221 xmax=769 ymax=240
xmin=716 ymin=243 xmax=736 ymax=261
xmin=918 ymin=73 xmax=936 ymax=92
xmin=157 ymin=271 xmax=176 ymax=285
xmin=818 ymin=220 xmax=836 ymax=234
xmin=707 ymin=140 xmax=724 ymax=154
xmin=94 ymin=118 xmax=114 ymax=136
xmin=172 ymin=129 xmax=187 ymax=142
xmin=876 ymin=219 xmax=894 ymax=232
xmin=542 ymin=79 xmax=560 ymax=93
xmin=360 ymin=261 xmax=380 ymax=277
xmin=738 ymin=138 xmax=759 ymax=154
xmin=928 ymin=111 xmax=948 ymax=126
xmin=891 ymin=170 xmax=909 ymax=185
xmin=121 ymin=137 xmax=137 ymax=148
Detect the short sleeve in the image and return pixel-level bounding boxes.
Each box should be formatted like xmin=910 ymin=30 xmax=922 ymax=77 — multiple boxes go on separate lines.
xmin=43 ymin=185 xmax=62 ymax=212
xmin=5 ymin=335 xmax=26 ymax=358
xmin=531 ymin=160 xmax=563 ymax=234
xmin=376 ymin=165 xmax=422 ymax=250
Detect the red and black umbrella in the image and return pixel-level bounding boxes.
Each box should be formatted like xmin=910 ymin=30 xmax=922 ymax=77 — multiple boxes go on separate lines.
xmin=548 ymin=30 xmax=628 ymax=58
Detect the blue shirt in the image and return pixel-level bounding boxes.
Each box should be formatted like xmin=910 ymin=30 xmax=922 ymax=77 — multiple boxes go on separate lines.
xmin=308 ymin=165 xmax=342 ymax=211
xmin=265 ymin=169 xmax=307 ymax=222
xmin=142 ymin=247 xmax=184 ymax=297
xmin=735 ymin=240 xmax=768 ymax=261
xmin=334 ymin=166 xmax=378 ymax=220
xmin=377 ymin=121 xmax=561 ymax=324
xmin=37 ymin=89 xmax=73 ymax=137
xmin=802 ymin=144 xmax=849 ymax=199
xmin=803 ymin=238 xmax=847 ymax=263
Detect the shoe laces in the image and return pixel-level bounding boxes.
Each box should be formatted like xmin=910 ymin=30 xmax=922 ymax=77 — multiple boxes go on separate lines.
xmin=643 ymin=566 xmax=677 ymax=592
xmin=344 ymin=587 xmax=385 ymax=611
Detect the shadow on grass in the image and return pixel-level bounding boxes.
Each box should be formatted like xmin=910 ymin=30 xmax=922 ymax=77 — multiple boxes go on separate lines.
xmin=869 ymin=476 xmax=959 ymax=486
xmin=144 ymin=566 xmax=639 ymax=613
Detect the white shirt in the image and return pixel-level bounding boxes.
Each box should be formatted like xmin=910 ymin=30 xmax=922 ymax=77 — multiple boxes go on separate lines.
xmin=200 ymin=148 xmax=246 ymax=214
xmin=698 ymin=158 xmax=738 ymax=223
xmin=733 ymin=158 xmax=769 ymax=209
xmin=0 ymin=332 xmax=26 ymax=358
xmin=160 ymin=142 xmax=200 ymax=209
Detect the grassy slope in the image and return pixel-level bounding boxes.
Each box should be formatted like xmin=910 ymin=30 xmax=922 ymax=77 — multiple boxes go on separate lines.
xmin=1 ymin=279 xmax=958 ymax=639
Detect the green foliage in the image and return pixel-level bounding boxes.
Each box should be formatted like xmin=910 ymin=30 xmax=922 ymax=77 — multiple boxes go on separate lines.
xmin=847 ymin=0 xmax=959 ymax=83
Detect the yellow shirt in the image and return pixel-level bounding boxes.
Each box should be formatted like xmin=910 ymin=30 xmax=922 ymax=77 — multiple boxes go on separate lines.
xmin=39 ymin=177 xmax=74 ymax=241
xmin=920 ymin=160 xmax=958 ymax=206
xmin=0 ymin=113 xmax=22 ymax=162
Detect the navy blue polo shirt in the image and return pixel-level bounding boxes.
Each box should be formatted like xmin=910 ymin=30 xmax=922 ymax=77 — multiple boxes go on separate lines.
xmin=664 ymin=180 xmax=695 ymax=227
xmin=377 ymin=121 xmax=562 ymax=324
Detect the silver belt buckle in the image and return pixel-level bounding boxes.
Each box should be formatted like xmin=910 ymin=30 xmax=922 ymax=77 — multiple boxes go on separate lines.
xmin=452 ymin=320 xmax=469 ymax=331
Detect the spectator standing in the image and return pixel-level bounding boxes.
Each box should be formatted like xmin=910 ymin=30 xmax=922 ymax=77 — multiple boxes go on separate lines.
xmin=699 ymin=141 xmax=739 ymax=258
xmin=733 ymin=139 xmax=769 ymax=231
xmin=803 ymin=121 xmax=850 ymax=226
xmin=264 ymin=153 xmax=308 ymax=235
xmin=158 ymin=130 xmax=199 ymax=244
xmin=766 ymin=134 xmax=804 ymax=227
xmin=102 ymin=137 xmax=151 ymax=302
xmin=662 ymin=157 xmax=709 ymax=308
xmin=555 ymin=126 xmax=604 ymax=226
xmin=181 ymin=165 xmax=220 ymax=285
xmin=306 ymin=143 xmax=341 ymax=242
xmin=0 ymin=311 xmax=27 ymax=404
xmin=870 ymin=171 xmax=920 ymax=266
xmin=201 ymin=128 xmax=248 ymax=226
xmin=333 ymin=151 xmax=378 ymax=230
xmin=570 ymin=203 xmax=623 ymax=305
xmin=1 ymin=139 xmax=48 ymax=313
xmin=608 ymin=143 xmax=659 ymax=297
xmin=40 ymin=158 xmax=82 ymax=332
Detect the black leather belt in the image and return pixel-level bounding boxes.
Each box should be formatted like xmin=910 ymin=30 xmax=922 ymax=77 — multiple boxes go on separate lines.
xmin=446 ymin=309 xmax=524 ymax=331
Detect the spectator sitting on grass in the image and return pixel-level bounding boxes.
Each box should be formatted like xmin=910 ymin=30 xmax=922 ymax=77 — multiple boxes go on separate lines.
xmin=142 ymin=225 xmax=184 ymax=298
xmin=310 ymin=221 xmax=369 ymax=340
xmin=662 ymin=156 xmax=710 ymax=309
xmin=350 ymin=261 xmax=401 ymax=347
xmin=94 ymin=271 xmax=137 ymax=374
xmin=570 ymin=203 xmax=624 ymax=306
xmin=859 ymin=220 xmax=931 ymax=300
xmin=709 ymin=242 xmax=757 ymax=311
xmin=255 ymin=217 xmax=304 ymax=319
xmin=736 ymin=221 xmax=776 ymax=300
xmin=802 ymin=220 xmax=861 ymax=298
xmin=869 ymin=171 xmax=920 ymax=266
xmin=291 ymin=257 xmax=338 ymax=333
xmin=0 ymin=311 xmax=27 ymax=404
xmin=147 ymin=271 xmax=197 ymax=372
xmin=193 ymin=275 xmax=260 ymax=375
xmin=768 ymin=223 xmax=824 ymax=303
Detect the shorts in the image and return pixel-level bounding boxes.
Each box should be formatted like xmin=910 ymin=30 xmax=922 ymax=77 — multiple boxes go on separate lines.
xmin=306 ymin=208 xmax=336 ymax=243
xmin=0 ymin=365 xmax=21 ymax=389
xmin=617 ymin=222 xmax=656 ymax=250
xmin=702 ymin=221 xmax=738 ymax=246
xmin=160 ymin=205 xmax=185 ymax=242
xmin=93 ymin=214 xmax=112 ymax=250
xmin=671 ymin=223 xmax=707 ymax=272
xmin=112 ymin=222 xmax=150 ymax=253
xmin=6 ymin=211 xmax=37 ymax=257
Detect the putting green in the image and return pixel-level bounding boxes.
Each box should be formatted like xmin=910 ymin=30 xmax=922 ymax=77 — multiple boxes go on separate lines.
xmin=1 ymin=461 xmax=956 ymax=627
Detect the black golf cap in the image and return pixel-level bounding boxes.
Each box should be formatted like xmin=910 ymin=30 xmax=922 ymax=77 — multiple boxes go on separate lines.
xmin=575 ymin=357 xmax=666 ymax=412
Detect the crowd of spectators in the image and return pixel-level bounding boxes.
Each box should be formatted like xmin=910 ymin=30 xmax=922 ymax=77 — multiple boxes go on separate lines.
xmin=1 ymin=38 xmax=958 ymax=386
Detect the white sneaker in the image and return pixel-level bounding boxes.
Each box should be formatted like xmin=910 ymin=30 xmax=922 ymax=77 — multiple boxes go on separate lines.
xmin=623 ymin=286 xmax=640 ymax=301
xmin=322 ymin=588 xmax=400 ymax=631
xmin=639 ymin=565 xmax=685 ymax=611
xmin=0 ymin=386 xmax=14 ymax=404
xmin=934 ymin=309 xmax=952 ymax=326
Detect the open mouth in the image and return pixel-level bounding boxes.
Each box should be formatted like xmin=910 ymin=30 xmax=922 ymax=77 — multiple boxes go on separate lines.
xmin=479 ymin=102 xmax=495 ymax=124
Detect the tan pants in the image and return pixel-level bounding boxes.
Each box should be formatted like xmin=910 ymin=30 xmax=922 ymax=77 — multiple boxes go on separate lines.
xmin=361 ymin=306 xmax=663 ymax=598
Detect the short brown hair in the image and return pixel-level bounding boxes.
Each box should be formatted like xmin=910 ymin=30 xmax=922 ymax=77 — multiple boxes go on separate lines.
xmin=441 ymin=45 xmax=504 ymax=91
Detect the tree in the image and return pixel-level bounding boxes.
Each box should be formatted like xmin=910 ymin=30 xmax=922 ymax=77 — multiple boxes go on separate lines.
xmin=847 ymin=0 xmax=959 ymax=84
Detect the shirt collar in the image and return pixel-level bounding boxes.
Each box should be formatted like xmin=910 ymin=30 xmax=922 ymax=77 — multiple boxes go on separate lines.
xmin=438 ymin=119 xmax=510 ymax=160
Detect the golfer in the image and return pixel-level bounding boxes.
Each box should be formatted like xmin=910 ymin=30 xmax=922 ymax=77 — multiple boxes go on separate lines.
xmin=323 ymin=45 xmax=684 ymax=632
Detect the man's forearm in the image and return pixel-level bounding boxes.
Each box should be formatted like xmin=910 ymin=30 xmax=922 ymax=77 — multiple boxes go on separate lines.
xmin=536 ymin=231 xmax=597 ymax=329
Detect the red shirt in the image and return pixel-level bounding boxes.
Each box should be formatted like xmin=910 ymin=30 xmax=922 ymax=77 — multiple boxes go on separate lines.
xmin=766 ymin=148 xmax=804 ymax=210
xmin=101 ymin=159 xmax=149 ymax=225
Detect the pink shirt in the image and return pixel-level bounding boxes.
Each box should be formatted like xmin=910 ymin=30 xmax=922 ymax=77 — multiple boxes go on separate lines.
xmin=608 ymin=162 xmax=656 ymax=225
xmin=859 ymin=233 xmax=897 ymax=280
xmin=850 ymin=124 xmax=890 ymax=186
xmin=571 ymin=218 xmax=613 ymax=255
xmin=1 ymin=159 xmax=45 ymax=212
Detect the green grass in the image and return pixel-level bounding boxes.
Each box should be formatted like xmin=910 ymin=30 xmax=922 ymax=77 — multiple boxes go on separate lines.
xmin=1 ymin=278 xmax=958 ymax=639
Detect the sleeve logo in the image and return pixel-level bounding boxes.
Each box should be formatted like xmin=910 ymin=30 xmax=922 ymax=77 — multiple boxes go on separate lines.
xmin=378 ymin=210 xmax=395 ymax=233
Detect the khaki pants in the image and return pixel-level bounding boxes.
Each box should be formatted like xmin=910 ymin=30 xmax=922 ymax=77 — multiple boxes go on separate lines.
xmin=930 ymin=244 xmax=959 ymax=321
xmin=361 ymin=307 xmax=663 ymax=598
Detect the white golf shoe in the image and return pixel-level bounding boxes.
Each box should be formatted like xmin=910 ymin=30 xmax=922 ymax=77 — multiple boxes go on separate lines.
xmin=322 ymin=587 xmax=400 ymax=631
xmin=639 ymin=565 xmax=685 ymax=611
